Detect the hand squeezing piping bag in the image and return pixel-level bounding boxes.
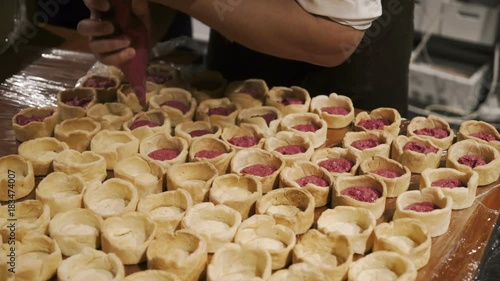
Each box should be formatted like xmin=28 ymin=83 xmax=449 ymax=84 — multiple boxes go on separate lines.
xmin=103 ymin=0 xmax=149 ymax=106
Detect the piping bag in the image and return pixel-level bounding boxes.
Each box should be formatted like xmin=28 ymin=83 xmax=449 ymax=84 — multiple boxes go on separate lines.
xmin=103 ymin=0 xmax=149 ymax=106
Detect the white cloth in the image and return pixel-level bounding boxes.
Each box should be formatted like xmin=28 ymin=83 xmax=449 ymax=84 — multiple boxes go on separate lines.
xmin=296 ymin=0 xmax=383 ymax=30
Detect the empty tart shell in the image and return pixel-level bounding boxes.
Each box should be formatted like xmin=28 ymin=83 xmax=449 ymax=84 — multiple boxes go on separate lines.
xmin=140 ymin=133 xmax=189 ymax=169
xmin=226 ymin=78 xmax=269 ymax=109
xmin=36 ymin=172 xmax=86 ymax=218
xmin=348 ymin=251 xmax=417 ymax=281
xmin=117 ymin=82 xmax=159 ymax=113
xmin=264 ymin=131 xmax=314 ymax=167
xmin=359 ymin=155 xmax=411 ymax=198
xmin=12 ymin=106 xmax=59 ymax=142
xmin=391 ymin=135 xmax=443 ymax=174
xmin=86 ymin=102 xmax=134 ymax=131
xmin=147 ymin=229 xmax=207 ymax=281
xmin=268 ymin=262 xmax=326 ymax=281
xmin=188 ymin=70 xmax=228 ymax=102
xmin=149 ymin=87 xmax=197 ymax=127
xmin=293 ymin=230 xmax=353 ymax=281
xmin=83 ymin=178 xmax=139 ymax=219
xmin=210 ymin=174 xmax=262 ymax=219
xmin=166 ymin=161 xmax=219 ymax=204
xmin=53 ymin=150 xmax=107 ymax=186
xmin=79 ymin=74 xmax=121 ymax=103
xmin=207 ymin=243 xmax=272 ymax=281
xmin=256 ymin=187 xmax=315 ymax=235
xmin=125 ymin=270 xmax=181 ymax=281
xmin=311 ymin=147 xmax=360 ymax=178
xmin=265 ymin=86 xmax=311 ymax=115
xmin=354 ymin=107 xmax=402 ymax=141
xmin=54 ymin=117 xmax=101 ymax=152
xmin=458 ymin=120 xmax=500 ymax=151
xmin=196 ymin=97 xmax=240 ymax=129
xmin=280 ymin=113 xmax=328 ymax=148
xmin=137 ymin=189 xmax=193 ymax=237
xmin=317 ymin=206 xmax=376 ymax=255
xmin=310 ymin=93 xmax=355 ymax=129
xmin=189 ymin=136 xmax=235 ymax=175
xmin=114 ymin=154 xmax=164 ymax=199
xmin=146 ymin=64 xmax=183 ymax=88
xmin=343 ymin=131 xmax=391 ymax=163
xmin=420 ymin=168 xmax=479 ymax=210
xmin=57 ymin=248 xmax=125 ymax=281
xmin=333 ymin=174 xmax=387 ymax=219
xmin=221 ymin=124 xmax=266 ymax=152
xmin=101 ymin=211 xmax=157 ymax=265
xmin=91 ymin=130 xmax=139 ymax=170
xmin=373 ymin=218 xmax=431 ymax=270
xmin=0 ymin=154 xmax=35 ymax=201
xmin=230 ymin=148 xmax=286 ymax=194
xmin=237 ymin=106 xmax=282 ymax=138
xmin=407 ymin=115 xmax=454 ymax=150
xmin=0 ymin=200 xmax=50 ymax=241
xmin=48 ymin=208 xmax=103 ymax=256
xmin=181 ymin=202 xmax=242 ymax=253
xmin=280 ymin=161 xmax=333 ymax=207
xmin=123 ymin=109 xmax=172 ymax=142
xmin=446 ymin=139 xmax=500 ymax=186
xmin=393 ymin=187 xmax=452 ymax=237
xmin=57 ymin=88 xmax=97 ymax=120
xmin=18 ymin=137 xmax=68 ymax=176
xmin=235 ymin=214 xmax=296 ymax=270
xmin=175 ymin=120 xmax=222 ymax=145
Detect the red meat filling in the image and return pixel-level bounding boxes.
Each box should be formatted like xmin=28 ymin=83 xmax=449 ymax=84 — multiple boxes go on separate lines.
xmin=239 ymin=87 xmax=260 ymax=98
xmin=351 ymin=139 xmax=381 ymax=150
xmin=275 ymin=145 xmax=306 ymax=155
xmin=241 ymin=164 xmax=276 ymax=177
xmin=293 ymin=124 xmax=318 ymax=132
xmin=148 ymin=148 xmax=179 ymax=161
xmin=403 ymin=141 xmax=438 ymax=155
xmin=470 ymin=132 xmax=497 ymax=142
xmin=431 ymin=179 xmax=463 ymax=188
xmin=189 ymin=129 xmax=212 ymax=138
xmin=358 ymin=118 xmax=391 ymax=130
xmin=228 ymin=136 xmax=259 ymax=148
xmin=194 ymin=150 xmax=224 ymax=159
xmin=16 ymin=111 xmax=54 ymax=126
xmin=252 ymin=113 xmax=277 ymax=126
xmin=65 ymin=96 xmax=92 ymax=108
xmin=161 ymin=100 xmax=189 ymax=114
xmin=458 ymin=155 xmax=488 ymax=168
xmin=208 ymin=107 xmax=235 ymax=116
xmin=129 ymin=120 xmax=160 ymax=130
xmin=83 ymin=76 xmax=116 ymax=88
xmin=413 ymin=128 xmax=449 ymax=139
xmin=341 ymin=186 xmax=381 ymax=203
xmin=295 ymin=175 xmax=329 ymax=187
xmin=280 ymin=97 xmax=303 ymax=105
xmin=405 ymin=202 xmax=439 ymax=212
xmin=370 ymin=169 xmax=401 ymax=178
xmin=321 ymin=106 xmax=350 ymax=116
xmin=318 ymin=158 xmax=353 ymax=173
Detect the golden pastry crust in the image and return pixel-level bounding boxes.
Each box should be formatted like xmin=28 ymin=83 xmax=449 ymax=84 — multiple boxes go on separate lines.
xmin=0 ymin=200 xmax=50 ymax=241
xmin=280 ymin=161 xmax=333 ymax=207
xmin=446 ymin=139 xmax=500 ymax=186
xmin=79 ymin=74 xmax=121 ymax=103
xmin=310 ymin=93 xmax=355 ymax=129
xmin=237 ymin=106 xmax=283 ymax=138
xmin=256 ymin=187 xmax=315 ymax=235
xmin=189 ymin=136 xmax=236 ymax=175
xmin=91 ymin=130 xmax=139 ymax=170
xmin=317 ymin=206 xmax=376 ymax=255
xmin=166 ymin=162 xmax=219 ymax=204
xmin=268 ymin=263 xmax=327 ymax=281
xmin=235 ymin=215 xmax=296 ymax=270
xmin=293 ymin=230 xmax=353 ymax=281
xmin=221 ymin=124 xmax=266 ymax=152
xmin=280 ymin=113 xmax=328 ymax=148
xmin=333 ymin=175 xmax=387 ymax=219
xmin=188 ymin=70 xmax=228 ymax=102
xmin=57 ymin=248 xmax=125 ymax=281
xmin=354 ymin=107 xmax=402 ymax=140
xmin=49 ymin=208 xmax=103 ymax=256
xmin=0 ymin=154 xmax=35 ymax=201
xmin=125 ymin=270 xmax=181 ymax=281
xmin=359 ymin=155 xmax=412 ymax=197
xmin=117 ymin=82 xmax=159 ymax=113
xmin=138 ymin=189 xmax=193 ymax=237
xmin=12 ymin=106 xmax=59 ymax=142
xmin=264 ymin=131 xmax=315 ymax=167
xmin=373 ymin=218 xmax=431 ymax=270
xmin=393 ymin=187 xmax=453 ymax=237
xmin=18 ymin=137 xmax=68 ymax=176
xmin=114 ymin=154 xmax=164 ymax=199
xmin=147 ymin=229 xmax=207 ymax=281
xmin=407 ymin=115 xmax=454 ymax=150
xmin=83 ymin=178 xmax=139 ymax=219
xmin=343 ymin=131 xmax=391 ymax=163
xmin=54 ymin=117 xmax=101 ymax=152
xmin=147 ymin=64 xmax=183 ymax=88
xmin=175 ymin=120 xmax=222 ymax=145
xmin=226 ymin=78 xmax=269 ymax=109
xmin=348 ymin=251 xmax=417 ymax=281
xmin=101 ymin=212 xmax=157 ymax=265
xmin=36 ymin=172 xmax=85 ymax=218
xmin=458 ymin=120 xmax=500 ymax=151
xmin=420 ymin=168 xmax=479 ymax=210
xmin=53 ymin=150 xmax=107 ymax=186
xmin=230 ymin=148 xmax=286 ymax=194
xmin=139 ymin=133 xmax=189 ymax=169
xmin=149 ymin=87 xmax=197 ymax=127
xmin=311 ymin=147 xmax=360 ymax=178
xmin=391 ymin=135 xmax=443 ymax=174
xmin=123 ymin=109 xmax=171 ymax=141
xmin=57 ymin=88 xmax=97 ymax=120
xmin=196 ymin=97 xmax=241 ymax=129
xmin=265 ymin=86 xmax=311 ymax=115
xmin=86 ymin=102 xmax=134 ymax=131
xmin=181 ymin=202 xmax=242 ymax=253
xmin=210 ymin=174 xmax=262 ymax=219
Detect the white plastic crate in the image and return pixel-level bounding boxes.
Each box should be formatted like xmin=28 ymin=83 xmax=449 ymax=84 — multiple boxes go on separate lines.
xmin=414 ymin=0 xmax=443 ymax=34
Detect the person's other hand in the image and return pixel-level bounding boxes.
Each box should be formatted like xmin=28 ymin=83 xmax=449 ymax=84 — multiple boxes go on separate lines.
xmin=78 ymin=0 xmax=150 ymax=66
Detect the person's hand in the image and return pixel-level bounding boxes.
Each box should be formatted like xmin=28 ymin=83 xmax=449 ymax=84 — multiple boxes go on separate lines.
xmin=78 ymin=0 xmax=150 ymax=66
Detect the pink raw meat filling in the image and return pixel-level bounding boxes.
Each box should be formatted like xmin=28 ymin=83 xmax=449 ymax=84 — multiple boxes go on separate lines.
xmin=405 ymin=202 xmax=439 ymax=212
xmin=148 ymin=148 xmax=179 ymax=161
xmin=161 ymin=100 xmax=189 ymax=114
xmin=65 ymin=96 xmax=92 ymax=108
xmin=295 ymin=175 xmax=329 ymax=187
xmin=458 ymin=155 xmax=488 ymax=168
xmin=228 ymin=136 xmax=259 ymax=148
xmin=403 ymin=141 xmax=438 ymax=155
xmin=319 ymin=158 xmax=353 ymax=173
xmin=280 ymin=97 xmax=303 ymax=105
xmin=83 ymin=76 xmax=117 ymax=88
xmin=208 ymin=107 xmax=235 ymax=116
xmin=146 ymin=73 xmax=172 ymax=84
xmin=129 ymin=120 xmax=160 ymax=130
xmin=293 ymin=124 xmax=318 ymax=132
xmin=239 ymin=87 xmax=260 ymax=97
xmin=241 ymin=164 xmax=276 ymax=177
xmin=432 ymin=179 xmax=463 ymax=188
xmin=194 ymin=150 xmax=224 ymax=159
xmin=321 ymin=106 xmax=350 ymax=116
xmin=16 ymin=111 xmax=54 ymax=126
xmin=370 ymin=169 xmax=401 ymax=178
xmin=341 ymin=186 xmax=381 ymax=203
xmin=470 ymin=132 xmax=497 ymax=142
xmin=358 ymin=118 xmax=391 ymax=130
xmin=252 ymin=113 xmax=277 ymax=126
xmin=189 ymin=129 xmax=212 ymax=138
xmin=275 ymin=145 xmax=306 ymax=155
xmin=413 ymin=128 xmax=449 ymax=139
xmin=351 ymin=139 xmax=381 ymax=150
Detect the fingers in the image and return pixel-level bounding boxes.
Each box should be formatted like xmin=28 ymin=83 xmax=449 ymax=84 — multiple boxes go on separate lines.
xmin=77 ymin=19 xmax=114 ymax=37
xmin=83 ymin=0 xmax=110 ymax=12
xmin=89 ymin=36 xmax=131 ymax=54
xmin=97 ymin=48 xmax=136 ymax=66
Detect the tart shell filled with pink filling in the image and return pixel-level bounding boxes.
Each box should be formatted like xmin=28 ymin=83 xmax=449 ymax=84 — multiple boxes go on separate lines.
xmin=458 ymin=155 xmax=488 ymax=168
xmin=405 ymin=202 xmax=439 ymax=212
xmin=251 ymin=113 xmax=277 ymax=126
xmin=370 ymin=169 xmax=401 ymax=178
xmin=16 ymin=111 xmax=54 ymax=126
xmin=403 ymin=141 xmax=438 ymax=155
xmin=295 ymin=175 xmax=329 ymax=187
xmin=319 ymin=158 xmax=353 ymax=173
xmin=241 ymin=164 xmax=276 ymax=177
xmin=194 ymin=150 xmax=224 ymax=159
xmin=341 ymin=186 xmax=382 ymax=203
xmin=189 ymin=129 xmax=213 ymax=138
xmin=431 ymin=179 xmax=463 ymax=188
xmin=83 ymin=76 xmax=117 ymax=88
xmin=469 ymin=132 xmax=497 ymax=142
xmin=281 ymin=97 xmax=303 ymax=105
xmin=161 ymin=100 xmax=189 ymax=114
xmin=321 ymin=106 xmax=350 ymax=116
xmin=208 ymin=107 xmax=235 ymax=116
xmin=413 ymin=128 xmax=449 ymax=139
xmin=65 ymin=97 xmax=93 ymax=108
xmin=351 ymin=139 xmax=381 ymax=150
xmin=228 ymin=136 xmax=259 ymax=148
xmin=129 ymin=120 xmax=160 ymax=130
xmin=358 ymin=118 xmax=391 ymax=130
xmin=293 ymin=124 xmax=318 ymax=132
xmin=148 ymin=148 xmax=180 ymax=161
xmin=275 ymin=145 xmax=306 ymax=155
